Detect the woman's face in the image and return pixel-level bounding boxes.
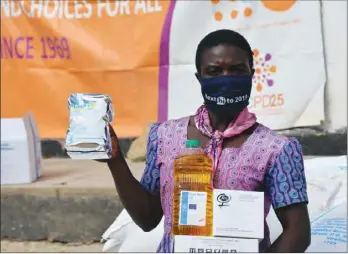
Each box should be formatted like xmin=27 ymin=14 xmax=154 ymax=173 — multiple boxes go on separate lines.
xmin=199 ymin=44 xmax=252 ymax=79
xmin=197 ymin=44 xmax=254 ymax=120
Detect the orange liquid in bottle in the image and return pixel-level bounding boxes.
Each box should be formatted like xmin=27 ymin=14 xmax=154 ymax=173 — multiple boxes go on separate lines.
xmin=172 ymin=140 xmax=213 ymax=236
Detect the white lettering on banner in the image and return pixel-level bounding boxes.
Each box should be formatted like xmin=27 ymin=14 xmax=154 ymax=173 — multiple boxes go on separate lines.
xmin=0 ymin=0 xmax=93 ymax=19
xmin=134 ymin=0 xmax=162 ymax=15
xmin=134 ymin=0 xmax=146 ymax=14
xmin=0 ymin=0 xmax=163 ymax=19
xmin=99 ymin=0 xmax=130 ymax=16
xmin=204 ymin=94 xmax=249 ymax=105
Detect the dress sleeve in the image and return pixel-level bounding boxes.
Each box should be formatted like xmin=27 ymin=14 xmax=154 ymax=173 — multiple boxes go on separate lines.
xmin=139 ymin=123 xmax=161 ymax=195
xmin=265 ymin=137 xmax=309 ymax=209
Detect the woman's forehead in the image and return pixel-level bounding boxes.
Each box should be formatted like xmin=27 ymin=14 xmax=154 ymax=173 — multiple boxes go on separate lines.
xmin=201 ymin=44 xmax=249 ymax=65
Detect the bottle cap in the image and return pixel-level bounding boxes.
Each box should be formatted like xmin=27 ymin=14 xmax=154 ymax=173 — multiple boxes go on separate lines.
xmin=185 ymin=140 xmax=200 ymax=148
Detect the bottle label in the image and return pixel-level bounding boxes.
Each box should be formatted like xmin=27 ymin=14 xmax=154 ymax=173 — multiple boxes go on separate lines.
xmin=179 ymin=191 xmax=207 ymax=226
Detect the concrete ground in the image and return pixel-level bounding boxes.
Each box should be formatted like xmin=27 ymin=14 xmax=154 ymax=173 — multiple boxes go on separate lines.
xmin=1 ymin=240 xmax=103 ymax=252
xmin=1 ymin=159 xmax=145 ymax=244
xmin=4 ymin=158 xmax=145 ymax=189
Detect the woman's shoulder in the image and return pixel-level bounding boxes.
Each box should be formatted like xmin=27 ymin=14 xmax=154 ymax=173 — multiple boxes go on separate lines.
xmin=156 ymin=116 xmax=190 ymax=133
xmin=254 ymin=123 xmax=302 ymax=152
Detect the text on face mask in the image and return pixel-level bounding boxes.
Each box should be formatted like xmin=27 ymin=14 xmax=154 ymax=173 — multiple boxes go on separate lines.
xmin=204 ymin=94 xmax=249 ymax=105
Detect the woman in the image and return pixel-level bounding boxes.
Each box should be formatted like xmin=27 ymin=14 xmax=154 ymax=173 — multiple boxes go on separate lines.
xmin=104 ymin=29 xmax=311 ymax=252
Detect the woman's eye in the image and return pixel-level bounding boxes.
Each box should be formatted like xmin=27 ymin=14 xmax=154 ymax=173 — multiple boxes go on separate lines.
xmin=230 ymin=67 xmax=247 ymax=74
xmin=208 ymin=68 xmax=222 ymax=75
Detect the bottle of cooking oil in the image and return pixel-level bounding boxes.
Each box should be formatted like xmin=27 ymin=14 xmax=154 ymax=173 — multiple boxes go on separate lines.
xmin=172 ymin=140 xmax=213 ymax=236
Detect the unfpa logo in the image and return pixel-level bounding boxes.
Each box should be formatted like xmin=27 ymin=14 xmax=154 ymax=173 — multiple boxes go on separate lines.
xmin=211 ymin=0 xmax=296 ymax=21
xmin=252 ymin=49 xmax=276 ymax=92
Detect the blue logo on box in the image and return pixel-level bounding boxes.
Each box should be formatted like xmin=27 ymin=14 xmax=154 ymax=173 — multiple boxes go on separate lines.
xmin=189 ymin=204 xmax=197 ymax=210
xmin=180 ymin=191 xmax=189 ymax=225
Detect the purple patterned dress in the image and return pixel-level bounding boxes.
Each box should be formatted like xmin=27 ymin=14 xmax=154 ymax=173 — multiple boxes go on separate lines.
xmin=140 ymin=116 xmax=308 ymax=252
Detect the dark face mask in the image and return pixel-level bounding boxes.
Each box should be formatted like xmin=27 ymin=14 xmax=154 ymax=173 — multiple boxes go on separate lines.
xmin=200 ymin=75 xmax=252 ymax=118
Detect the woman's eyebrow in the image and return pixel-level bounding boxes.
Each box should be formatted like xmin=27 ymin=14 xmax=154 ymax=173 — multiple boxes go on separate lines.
xmin=229 ymin=63 xmax=248 ymax=68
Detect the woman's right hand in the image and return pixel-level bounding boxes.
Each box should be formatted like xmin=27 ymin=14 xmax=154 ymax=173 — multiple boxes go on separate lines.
xmin=96 ymin=124 xmax=121 ymax=163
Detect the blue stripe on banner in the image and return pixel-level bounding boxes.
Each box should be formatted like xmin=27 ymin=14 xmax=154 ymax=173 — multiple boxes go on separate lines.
xmin=180 ymin=191 xmax=189 ymax=225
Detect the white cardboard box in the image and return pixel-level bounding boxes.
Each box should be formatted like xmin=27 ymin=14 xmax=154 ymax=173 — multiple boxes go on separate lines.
xmin=1 ymin=113 xmax=43 ymax=185
xmin=24 ymin=112 xmax=43 ymax=177
xmin=174 ymin=235 xmax=259 ymax=253
xmin=213 ymin=189 xmax=264 ymax=239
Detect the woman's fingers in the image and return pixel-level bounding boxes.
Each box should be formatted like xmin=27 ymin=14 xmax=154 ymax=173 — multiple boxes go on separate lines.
xmin=95 ymin=124 xmax=119 ymax=162
xmin=109 ymin=123 xmax=117 ymax=138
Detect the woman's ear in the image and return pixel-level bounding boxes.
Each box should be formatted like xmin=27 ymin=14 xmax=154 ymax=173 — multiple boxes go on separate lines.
xmin=195 ymin=72 xmax=201 ymax=83
xmin=251 ymin=68 xmax=255 ymax=76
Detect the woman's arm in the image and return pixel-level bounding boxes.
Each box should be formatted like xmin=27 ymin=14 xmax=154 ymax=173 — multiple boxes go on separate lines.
xmin=267 ymin=203 xmax=310 ymax=252
xmin=265 ymin=138 xmax=311 ymax=252
xmin=106 ymin=123 xmax=163 ymax=232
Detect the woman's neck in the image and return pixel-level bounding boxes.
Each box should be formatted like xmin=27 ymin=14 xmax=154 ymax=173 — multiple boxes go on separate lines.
xmin=208 ymin=111 xmax=236 ymax=132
